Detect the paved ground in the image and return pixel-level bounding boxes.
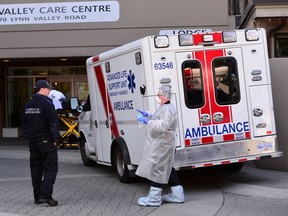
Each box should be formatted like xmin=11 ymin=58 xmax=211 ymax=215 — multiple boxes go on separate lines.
xmin=0 ymin=139 xmax=156 ymax=216
xmin=1 ymin=138 xmax=288 ymax=216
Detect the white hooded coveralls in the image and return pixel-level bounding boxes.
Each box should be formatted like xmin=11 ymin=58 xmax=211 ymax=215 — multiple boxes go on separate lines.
xmin=136 ymin=102 xmax=178 ymax=184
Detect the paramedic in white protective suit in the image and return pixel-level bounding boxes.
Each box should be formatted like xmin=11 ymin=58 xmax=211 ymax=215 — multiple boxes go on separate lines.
xmin=48 ymin=90 xmax=66 ymax=110
xmin=136 ymin=84 xmax=185 ymax=207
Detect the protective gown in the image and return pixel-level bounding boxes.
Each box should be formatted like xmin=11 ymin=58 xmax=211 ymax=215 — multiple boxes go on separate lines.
xmin=136 ymin=103 xmax=178 ymax=184
xmin=48 ymin=90 xmax=66 ymax=110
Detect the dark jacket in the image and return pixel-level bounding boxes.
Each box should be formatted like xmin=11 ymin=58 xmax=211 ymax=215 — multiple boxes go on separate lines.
xmin=22 ymin=94 xmax=60 ymax=144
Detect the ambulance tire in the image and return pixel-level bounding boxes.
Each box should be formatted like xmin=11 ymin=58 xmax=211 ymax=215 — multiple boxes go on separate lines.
xmin=113 ymin=145 xmax=131 ymax=183
xmin=79 ymin=135 xmax=96 ymax=167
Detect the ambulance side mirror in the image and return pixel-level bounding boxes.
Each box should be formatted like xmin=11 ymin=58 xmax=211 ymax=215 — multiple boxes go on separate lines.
xmin=140 ymin=85 xmax=146 ymax=95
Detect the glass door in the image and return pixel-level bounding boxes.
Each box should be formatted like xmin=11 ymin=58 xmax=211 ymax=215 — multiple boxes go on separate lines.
xmin=74 ymin=76 xmax=88 ymax=105
xmin=49 ymin=77 xmax=72 ymax=99
xmin=49 ymin=76 xmax=88 ymax=102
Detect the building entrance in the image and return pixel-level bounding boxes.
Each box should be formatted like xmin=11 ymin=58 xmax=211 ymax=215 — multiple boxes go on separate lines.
xmin=4 ymin=59 xmax=88 ymax=129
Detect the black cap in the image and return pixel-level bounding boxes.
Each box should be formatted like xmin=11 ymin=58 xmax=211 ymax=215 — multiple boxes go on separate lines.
xmin=33 ymin=80 xmax=53 ymax=90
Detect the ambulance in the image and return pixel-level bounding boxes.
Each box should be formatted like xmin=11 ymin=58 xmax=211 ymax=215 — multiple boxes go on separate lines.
xmin=77 ymin=28 xmax=282 ymax=183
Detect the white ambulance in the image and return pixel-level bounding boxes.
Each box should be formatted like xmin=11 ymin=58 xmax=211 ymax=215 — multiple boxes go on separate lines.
xmin=78 ymin=28 xmax=282 ymax=183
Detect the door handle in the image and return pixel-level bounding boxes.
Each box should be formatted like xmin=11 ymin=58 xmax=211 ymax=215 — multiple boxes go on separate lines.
xmin=105 ymin=120 xmax=109 ymax=128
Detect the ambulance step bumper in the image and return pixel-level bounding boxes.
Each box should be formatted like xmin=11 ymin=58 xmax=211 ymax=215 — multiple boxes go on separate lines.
xmin=177 ymin=151 xmax=282 ymax=169
xmin=174 ymin=136 xmax=281 ymax=169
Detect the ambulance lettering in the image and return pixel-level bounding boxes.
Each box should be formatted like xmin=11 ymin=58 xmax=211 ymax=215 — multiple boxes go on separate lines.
xmin=257 ymin=142 xmax=273 ymax=152
xmin=107 ymin=69 xmax=136 ymax=96
xmin=185 ymin=121 xmax=249 ymax=139
xmin=107 ymin=70 xmax=128 ymax=81
xmin=114 ymin=100 xmax=133 ymax=110
xmin=154 ymin=62 xmax=174 ymax=70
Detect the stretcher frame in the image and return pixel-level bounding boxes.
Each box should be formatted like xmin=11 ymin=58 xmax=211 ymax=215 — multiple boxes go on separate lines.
xmin=57 ymin=110 xmax=79 ymax=148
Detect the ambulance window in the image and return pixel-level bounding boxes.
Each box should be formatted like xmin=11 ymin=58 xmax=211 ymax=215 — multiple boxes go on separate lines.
xmin=212 ymin=57 xmax=240 ymax=105
xmin=182 ymin=60 xmax=204 ymax=108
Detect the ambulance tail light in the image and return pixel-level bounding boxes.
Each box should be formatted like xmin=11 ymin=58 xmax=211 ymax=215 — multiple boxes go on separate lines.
xmin=245 ymin=29 xmax=259 ymax=41
xmin=222 ymin=30 xmax=237 ymax=43
xmin=154 ymin=35 xmax=169 ymax=48
xmin=179 ymin=34 xmax=193 ymax=46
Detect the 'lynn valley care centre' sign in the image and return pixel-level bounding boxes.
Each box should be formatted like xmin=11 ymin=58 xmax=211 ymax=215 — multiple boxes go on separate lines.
xmin=0 ymin=1 xmax=119 ymax=25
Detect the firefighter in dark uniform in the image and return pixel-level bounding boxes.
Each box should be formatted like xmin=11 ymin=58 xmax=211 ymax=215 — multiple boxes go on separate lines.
xmin=22 ymin=80 xmax=60 ymax=206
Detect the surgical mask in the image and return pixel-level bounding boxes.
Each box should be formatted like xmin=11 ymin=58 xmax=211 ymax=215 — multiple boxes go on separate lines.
xmin=155 ymin=96 xmax=161 ymax=105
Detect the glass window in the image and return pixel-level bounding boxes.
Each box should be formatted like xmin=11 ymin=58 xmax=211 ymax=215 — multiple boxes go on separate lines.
xmin=182 ymin=60 xmax=204 ymax=108
xmin=275 ymin=33 xmax=288 ymax=58
xmin=62 ymin=67 xmax=86 ymax=75
xmin=51 ymin=81 xmax=72 ymax=99
xmin=6 ymin=78 xmax=35 ymax=127
xmin=48 ymin=67 xmax=62 ymax=75
xmin=48 ymin=66 xmax=86 ymax=75
xmin=76 ymin=81 xmax=89 ymax=103
xmin=6 ymin=68 xmax=47 ymax=76
xmin=212 ymin=57 xmax=240 ymax=105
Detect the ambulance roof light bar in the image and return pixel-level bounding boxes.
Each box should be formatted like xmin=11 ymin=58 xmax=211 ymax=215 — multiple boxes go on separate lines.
xmin=245 ymin=29 xmax=259 ymax=41
xmin=154 ymin=35 xmax=169 ymax=48
xmin=179 ymin=34 xmax=193 ymax=46
xmin=222 ymin=30 xmax=237 ymax=43
xmin=201 ymin=34 xmax=216 ymax=46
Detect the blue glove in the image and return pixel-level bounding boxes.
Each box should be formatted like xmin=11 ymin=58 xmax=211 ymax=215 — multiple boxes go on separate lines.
xmin=138 ymin=117 xmax=148 ymax=125
xmin=136 ymin=109 xmax=150 ymax=117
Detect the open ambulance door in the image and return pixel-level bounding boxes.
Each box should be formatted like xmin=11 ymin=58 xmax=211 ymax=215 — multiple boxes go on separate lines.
xmin=92 ymin=63 xmax=116 ymax=164
xmin=78 ymin=63 xmax=103 ymax=165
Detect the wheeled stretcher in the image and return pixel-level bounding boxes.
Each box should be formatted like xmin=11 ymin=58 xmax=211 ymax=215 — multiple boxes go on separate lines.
xmin=57 ymin=109 xmax=79 ymax=148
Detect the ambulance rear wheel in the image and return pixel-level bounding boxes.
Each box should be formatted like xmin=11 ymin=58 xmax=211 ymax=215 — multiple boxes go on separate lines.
xmin=79 ymin=136 xmax=96 ymax=167
xmin=114 ymin=146 xmax=130 ymax=183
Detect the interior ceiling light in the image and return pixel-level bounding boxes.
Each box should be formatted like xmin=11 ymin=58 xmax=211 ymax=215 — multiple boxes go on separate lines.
xmin=60 ymin=58 xmax=68 ymax=61
xmin=3 ymin=59 xmax=10 ymax=62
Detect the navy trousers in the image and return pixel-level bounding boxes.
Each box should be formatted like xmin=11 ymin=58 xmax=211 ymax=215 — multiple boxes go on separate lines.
xmin=29 ymin=141 xmax=58 ymax=200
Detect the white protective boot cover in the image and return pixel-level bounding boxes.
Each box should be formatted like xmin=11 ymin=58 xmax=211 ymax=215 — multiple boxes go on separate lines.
xmin=162 ymin=185 xmax=185 ymax=203
xmin=138 ymin=186 xmax=162 ymax=206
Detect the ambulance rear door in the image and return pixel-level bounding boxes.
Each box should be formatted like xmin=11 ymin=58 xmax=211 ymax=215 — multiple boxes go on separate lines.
xmin=176 ymin=48 xmax=250 ymax=146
